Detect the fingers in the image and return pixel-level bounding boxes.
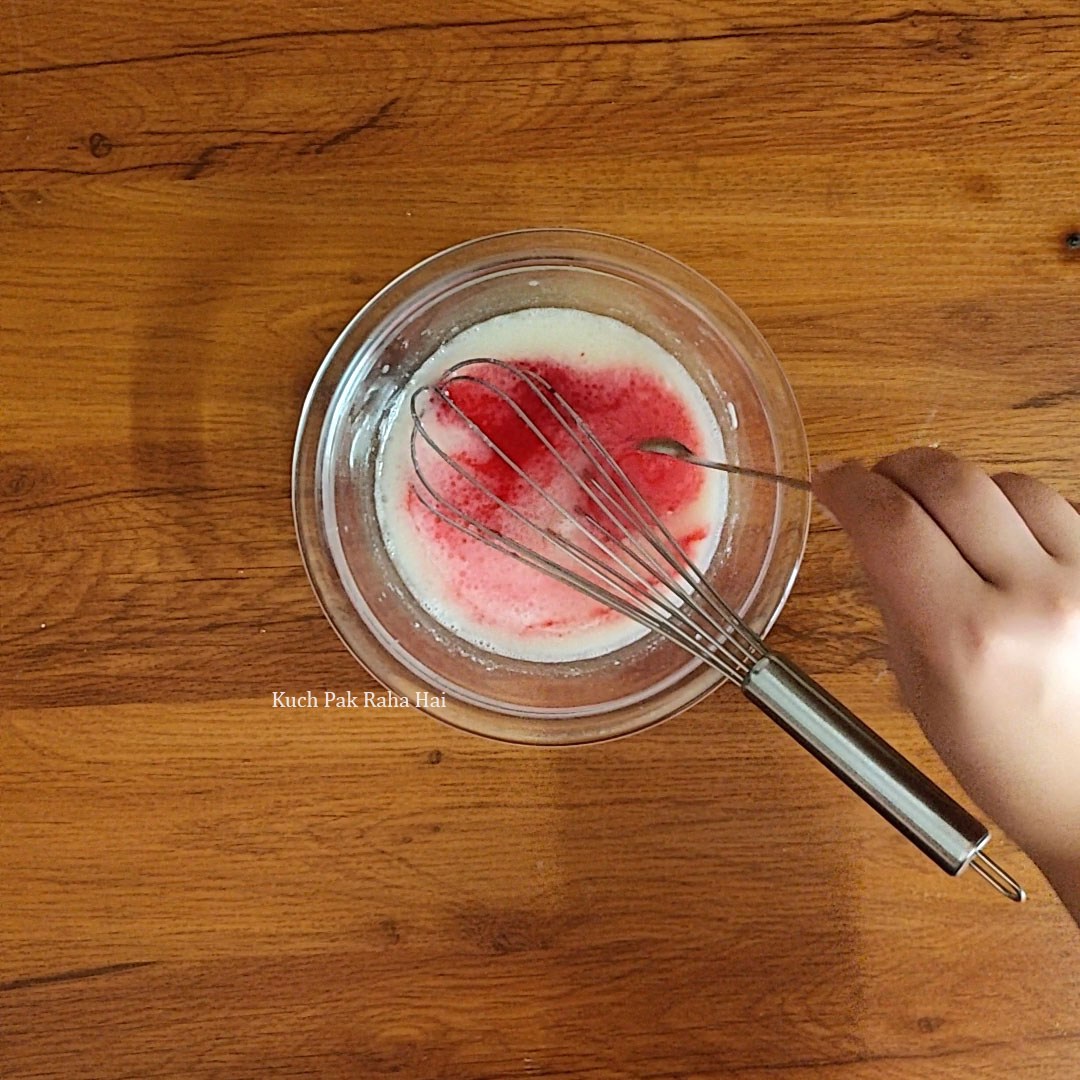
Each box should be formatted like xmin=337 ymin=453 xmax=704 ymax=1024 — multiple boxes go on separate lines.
xmin=991 ymin=471 xmax=1080 ymax=562
xmin=872 ymin=448 xmax=1049 ymax=586
xmin=813 ymin=461 xmax=984 ymax=634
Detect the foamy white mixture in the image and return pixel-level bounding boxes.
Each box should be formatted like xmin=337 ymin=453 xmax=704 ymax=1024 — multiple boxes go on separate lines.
xmin=375 ymin=308 xmax=727 ymax=662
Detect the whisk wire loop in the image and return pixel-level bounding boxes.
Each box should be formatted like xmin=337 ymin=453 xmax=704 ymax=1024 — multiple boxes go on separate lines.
xmin=409 ymin=358 xmax=762 ymax=678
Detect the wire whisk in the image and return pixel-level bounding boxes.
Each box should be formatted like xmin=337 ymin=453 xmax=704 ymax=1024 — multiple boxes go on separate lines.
xmin=409 ymin=357 xmax=1025 ymax=903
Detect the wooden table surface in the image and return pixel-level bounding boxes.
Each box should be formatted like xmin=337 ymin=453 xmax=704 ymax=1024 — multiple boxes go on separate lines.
xmin=3 ymin=3 xmax=1079 ymax=1077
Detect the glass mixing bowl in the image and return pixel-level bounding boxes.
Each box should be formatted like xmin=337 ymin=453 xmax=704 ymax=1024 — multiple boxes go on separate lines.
xmin=293 ymin=229 xmax=809 ymax=744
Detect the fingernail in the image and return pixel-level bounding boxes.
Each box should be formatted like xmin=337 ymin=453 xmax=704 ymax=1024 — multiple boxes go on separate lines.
xmin=816 ymin=502 xmax=839 ymax=526
xmin=810 ymin=459 xmax=842 ymax=525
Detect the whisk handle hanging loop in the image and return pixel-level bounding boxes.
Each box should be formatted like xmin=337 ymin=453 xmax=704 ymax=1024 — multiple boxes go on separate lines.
xmin=742 ymin=654 xmax=1023 ymax=899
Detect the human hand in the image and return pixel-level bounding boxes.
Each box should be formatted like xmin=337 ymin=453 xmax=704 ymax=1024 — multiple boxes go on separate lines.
xmin=813 ymin=449 xmax=1080 ymax=917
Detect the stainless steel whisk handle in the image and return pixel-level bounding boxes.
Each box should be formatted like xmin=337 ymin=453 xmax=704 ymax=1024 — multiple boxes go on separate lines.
xmin=742 ymin=654 xmax=1025 ymax=901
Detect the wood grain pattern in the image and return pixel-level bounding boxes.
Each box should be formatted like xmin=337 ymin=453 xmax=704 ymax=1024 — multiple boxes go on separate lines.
xmin=2 ymin=2 xmax=1079 ymax=1077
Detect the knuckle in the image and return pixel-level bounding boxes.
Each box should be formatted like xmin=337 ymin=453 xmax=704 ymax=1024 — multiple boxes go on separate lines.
xmin=1037 ymin=582 xmax=1080 ymax=626
xmin=955 ymin=580 xmax=1080 ymax=665
xmin=954 ymin=607 xmax=1007 ymax=667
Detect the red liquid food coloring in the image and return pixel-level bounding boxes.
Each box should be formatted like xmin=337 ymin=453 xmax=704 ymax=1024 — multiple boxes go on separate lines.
xmin=404 ymin=358 xmax=712 ymax=642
